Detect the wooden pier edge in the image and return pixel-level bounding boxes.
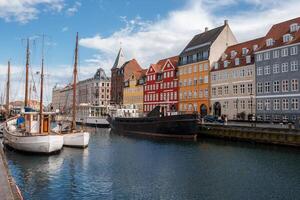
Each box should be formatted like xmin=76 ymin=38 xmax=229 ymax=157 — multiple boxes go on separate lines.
xmin=198 ymin=124 xmax=300 ymax=147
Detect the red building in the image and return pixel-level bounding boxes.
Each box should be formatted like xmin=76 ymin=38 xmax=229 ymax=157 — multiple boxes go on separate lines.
xmin=143 ymin=56 xmax=179 ymax=113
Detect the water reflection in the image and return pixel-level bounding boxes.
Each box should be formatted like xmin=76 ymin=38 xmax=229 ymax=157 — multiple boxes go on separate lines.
xmin=5 ymin=128 xmax=300 ymax=200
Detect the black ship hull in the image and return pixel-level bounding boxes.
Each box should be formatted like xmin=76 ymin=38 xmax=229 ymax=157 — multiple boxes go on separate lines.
xmin=107 ymin=114 xmax=199 ymax=140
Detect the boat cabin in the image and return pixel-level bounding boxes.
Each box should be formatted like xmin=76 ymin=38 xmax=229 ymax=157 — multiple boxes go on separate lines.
xmin=22 ymin=112 xmax=53 ymax=134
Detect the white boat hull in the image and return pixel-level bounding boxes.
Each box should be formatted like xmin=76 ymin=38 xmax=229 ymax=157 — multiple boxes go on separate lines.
xmin=3 ymin=130 xmax=63 ymax=153
xmin=63 ymin=131 xmax=90 ymax=148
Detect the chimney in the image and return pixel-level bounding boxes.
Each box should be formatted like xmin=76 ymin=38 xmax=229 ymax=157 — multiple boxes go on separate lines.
xmin=224 ymin=20 xmax=228 ymax=26
xmin=205 ymin=27 xmax=208 ymax=32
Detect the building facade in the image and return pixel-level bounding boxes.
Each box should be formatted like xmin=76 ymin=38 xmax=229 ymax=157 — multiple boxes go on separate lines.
xmin=110 ymin=49 xmax=143 ymax=106
xmin=178 ymin=20 xmax=237 ymax=115
xmin=123 ymin=69 xmax=146 ymax=113
xmin=211 ymin=38 xmax=263 ymax=120
xmin=143 ymin=56 xmax=179 ymax=113
xmin=51 ymin=68 xmax=111 ymax=113
xmin=255 ymin=18 xmax=300 ymax=122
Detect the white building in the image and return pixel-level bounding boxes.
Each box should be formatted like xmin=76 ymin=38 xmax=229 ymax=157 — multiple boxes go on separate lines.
xmin=52 ymin=68 xmax=111 ymax=113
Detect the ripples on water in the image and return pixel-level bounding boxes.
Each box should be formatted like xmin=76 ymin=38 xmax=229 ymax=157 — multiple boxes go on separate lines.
xmin=4 ymin=128 xmax=300 ymax=200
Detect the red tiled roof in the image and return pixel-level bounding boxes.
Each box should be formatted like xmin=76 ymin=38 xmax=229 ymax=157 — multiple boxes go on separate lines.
xmin=259 ymin=17 xmax=300 ymax=51
xmin=121 ymin=59 xmax=143 ymax=80
xmin=150 ymin=55 xmax=179 ymax=73
xmin=212 ymin=37 xmax=264 ymax=72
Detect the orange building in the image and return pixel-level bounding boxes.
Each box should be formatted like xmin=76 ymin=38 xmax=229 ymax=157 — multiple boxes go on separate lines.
xmin=178 ymin=20 xmax=237 ymax=115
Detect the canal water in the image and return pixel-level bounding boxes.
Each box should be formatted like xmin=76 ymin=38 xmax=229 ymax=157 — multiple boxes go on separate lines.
xmin=4 ymin=128 xmax=300 ymax=200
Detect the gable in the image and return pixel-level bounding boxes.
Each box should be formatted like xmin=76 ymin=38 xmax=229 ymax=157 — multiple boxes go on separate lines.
xmin=161 ymin=59 xmax=174 ymax=71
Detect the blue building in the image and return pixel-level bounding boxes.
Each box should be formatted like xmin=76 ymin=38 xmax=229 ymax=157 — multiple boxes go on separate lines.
xmin=255 ymin=17 xmax=300 ymax=122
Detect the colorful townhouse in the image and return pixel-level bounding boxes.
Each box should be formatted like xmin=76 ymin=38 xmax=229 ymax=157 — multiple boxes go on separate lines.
xmin=255 ymin=17 xmax=300 ymax=122
xmin=210 ymin=37 xmax=263 ymax=120
xmin=123 ymin=69 xmax=147 ymax=113
xmin=178 ymin=20 xmax=237 ymax=115
xmin=143 ymin=56 xmax=179 ymax=113
xmin=111 ymin=48 xmax=143 ymax=106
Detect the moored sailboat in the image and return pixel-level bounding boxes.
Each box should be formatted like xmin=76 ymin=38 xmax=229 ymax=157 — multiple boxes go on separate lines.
xmin=57 ymin=33 xmax=90 ymax=148
xmin=3 ymin=37 xmax=64 ymax=154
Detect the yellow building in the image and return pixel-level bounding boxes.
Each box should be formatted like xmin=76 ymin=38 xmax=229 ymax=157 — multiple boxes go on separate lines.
xmin=123 ymin=69 xmax=147 ymax=113
xmin=178 ymin=20 xmax=237 ymax=116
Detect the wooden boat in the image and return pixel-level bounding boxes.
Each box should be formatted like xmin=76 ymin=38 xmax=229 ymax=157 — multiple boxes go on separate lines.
xmin=3 ymin=114 xmax=63 ymax=153
xmin=3 ymin=37 xmax=63 ymax=154
xmin=56 ymin=33 xmax=90 ymax=148
xmin=107 ymin=106 xmax=199 ymax=140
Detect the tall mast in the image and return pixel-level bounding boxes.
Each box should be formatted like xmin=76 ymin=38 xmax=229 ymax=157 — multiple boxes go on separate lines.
xmin=6 ymin=60 xmax=10 ymax=117
xmin=39 ymin=35 xmax=45 ymax=133
xmin=24 ymin=38 xmax=30 ymax=107
xmin=72 ymin=32 xmax=78 ymax=130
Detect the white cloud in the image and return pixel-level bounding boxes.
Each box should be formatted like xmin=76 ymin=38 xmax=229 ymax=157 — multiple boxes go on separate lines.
xmin=66 ymin=1 xmax=81 ymax=16
xmin=79 ymin=0 xmax=300 ymax=71
xmin=0 ymin=0 xmax=65 ymax=23
xmin=62 ymin=26 xmax=68 ymax=32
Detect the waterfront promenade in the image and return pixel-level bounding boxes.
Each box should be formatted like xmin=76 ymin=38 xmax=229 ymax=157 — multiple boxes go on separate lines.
xmin=0 ymin=142 xmax=17 ymax=200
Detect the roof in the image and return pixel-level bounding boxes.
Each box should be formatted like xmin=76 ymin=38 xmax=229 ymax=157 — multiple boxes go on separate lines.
xmin=111 ymin=48 xmax=126 ymax=69
xmin=149 ymin=55 xmax=179 ymax=73
xmin=180 ymin=25 xmax=226 ymax=56
xmin=212 ymin=37 xmax=264 ymax=72
xmin=120 ymin=59 xmax=143 ymax=80
xmin=258 ymin=17 xmax=300 ymax=51
xmin=128 ymin=69 xmax=147 ymax=81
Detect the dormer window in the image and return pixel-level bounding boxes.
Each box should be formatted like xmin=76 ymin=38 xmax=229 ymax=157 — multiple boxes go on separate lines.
xmin=231 ymin=51 xmax=237 ymax=58
xmin=246 ymin=55 xmax=251 ymax=64
xmin=214 ymin=63 xmax=219 ymax=69
xmin=253 ymin=44 xmax=258 ymax=51
xmin=235 ymin=58 xmax=240 ymax=66
xmin=283 ymin=34 xmax=293 ymax=43
xmin=224 ymin=60 xmax=228 ymax=68
xmin=290 ymin=23 xmax=298 ymax=32
xmin=266 ymin=38 xmax=274 ymax=47
xmin=242 ymin=48 xmax=249 ymax=55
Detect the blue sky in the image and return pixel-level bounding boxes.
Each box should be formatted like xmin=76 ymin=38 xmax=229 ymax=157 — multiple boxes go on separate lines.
xmin=0 ymin=0 xmax=299 ymax=103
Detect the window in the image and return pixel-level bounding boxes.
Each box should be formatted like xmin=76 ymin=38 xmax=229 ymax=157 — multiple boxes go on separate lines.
xmin=264 ymin=52 xmax=270 ymax=60
xmin=265 ymin=99 xmax=271 ymax=110
xmin=193 ymin=54 xmax=197 ymax=61
xmin=240 ymin=84 xmax=245 ymax=94
xmin=264 ymin=82 xmax=270 ymax=93
xmin=257 ymin=67 xmax=263 ymax=75
xmin=233 ymin=85 xmax=238 ymax=94
xmin=282 ymin=80 xmax=289 ymax=92
xmin=212 ymin=88 xmax=217 ymax=96
xmin=246 ymin=55 xmax=251 ymax=64
xmin=281 ymin=63 xmax=289 ymax=72
xmin=283 ymin=34 xmax=293 ymax=43
xmin=241 ymin=100 xmax=246 ymax=109
xmin=248 ymin=83 xmax=253 ymax=94
xmin=231 ymin=50 xmax=236 ymax=58
xmin=204 ymin=76 xmax=208 ymax=83
xmin=224 ymin=86 xmax=229 ymax=95
xmin=199 ymin=90 xmax=203 ymax=98
xmin=264 ymin=66 xmax=270 ymax=75
xmin=273 ymin=81 xmax=280 ymax=93
xmin=273 ymin=50 xmax=279 ymax=58
xmin=290 ymin=23 xmax=298 ymax=32
xmin=291 ymin=98 xmax=299 ymax=110
xmin=291 ymin=60 xmax=298 ymax=71
xmin=218 ymin=87 xmax=222 ymax=96
xmin=235 ymin=58 xmax=240 ymax=65
xmin=194 ymin=65 xmax=198 ymax=72
xmin=224 ymin=61 xmax=228 ymax=68
xmin=291 ymin=46 xmax=298 ymax=55
xmin=199 ymin=64 xmax=203 ymax=72
xmin=266 ymin=38 xmax=274 ymax=47
xmin=257 ymin=100 xmax=263 ymax=110
xmin=273 ymin=99 xmax=280 ymax=110
xmin=242 ymin=48 xmax=248 ymax=55
xmin=204 ymin=89 xmax=208 ymax=97
xmin=256 ymin=54 xmax=263 ymax=61
xmin=193 ymin=90 xmax=197 ymax=98
xmin=193 ymin=78 xmax=197 ymax=85
xmin=282 ymin=99 xmax=289 ymax=110
xmin=257 ymin=82 xmax=263 ymax=93
xmin=281 ymin=48 xmax=288 ymax=57
xmin=273 ymin=64 xmax=280 ymax=73
xmin=203 ymin=51 xmax=209 ymax=59
xmin=204 ymin=63 xmax=209 ymax=71
xmin=188 ymin=66 xmax=192 ymax=74
xmin=291 ymin=79 xmax=299 ymax=91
